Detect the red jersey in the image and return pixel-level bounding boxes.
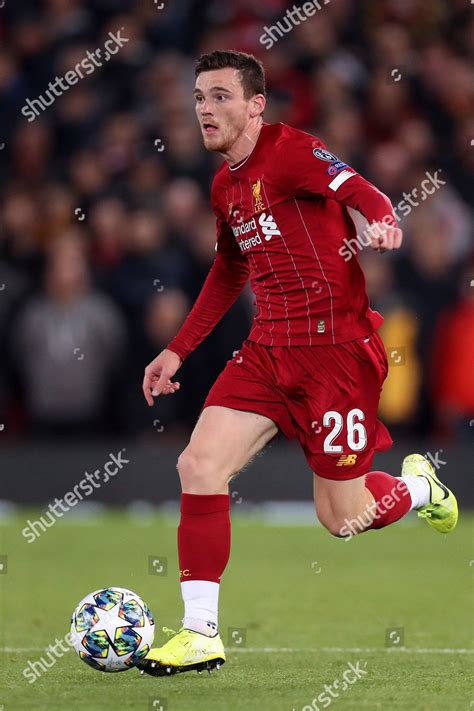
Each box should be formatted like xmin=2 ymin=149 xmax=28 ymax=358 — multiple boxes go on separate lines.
xmin=168 ymin=122 xmax=396 ymax=360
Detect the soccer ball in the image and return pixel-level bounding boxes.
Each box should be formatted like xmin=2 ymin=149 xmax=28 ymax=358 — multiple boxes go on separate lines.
xmin=70 ymin=587 xmax=155 ymax=672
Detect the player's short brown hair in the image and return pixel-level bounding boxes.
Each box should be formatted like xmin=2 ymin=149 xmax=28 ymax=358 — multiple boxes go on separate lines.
xmin=195 ymin=50 xmax=266 ymax=99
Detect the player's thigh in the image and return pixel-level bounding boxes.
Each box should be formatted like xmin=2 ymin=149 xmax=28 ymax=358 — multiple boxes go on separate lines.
xmin=178 ymin=405 xmax=278 ymax=492
xmin=190 ymin=405 xmax=278 ymax=470
xmin=290 ymin=336 xmax=391 ymax=481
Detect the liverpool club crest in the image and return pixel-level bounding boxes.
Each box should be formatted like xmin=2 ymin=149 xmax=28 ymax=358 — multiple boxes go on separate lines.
xmin=252 ymin=179 xmax=265 ymax=213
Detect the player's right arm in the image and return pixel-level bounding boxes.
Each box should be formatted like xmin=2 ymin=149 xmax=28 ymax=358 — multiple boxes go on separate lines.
xmin=142 ymin=209 xmax=250 ymax=404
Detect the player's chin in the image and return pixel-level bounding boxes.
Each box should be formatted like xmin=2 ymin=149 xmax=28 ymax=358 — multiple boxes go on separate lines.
xmin=203 ymin=139 xmax=225 ymax=152
xmin=202 ymin=132 xmax=226 ymax=151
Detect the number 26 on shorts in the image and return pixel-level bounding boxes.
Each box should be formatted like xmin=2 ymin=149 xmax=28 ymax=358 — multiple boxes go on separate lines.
xmin=322 ymin=408 xmax=367 ymax=453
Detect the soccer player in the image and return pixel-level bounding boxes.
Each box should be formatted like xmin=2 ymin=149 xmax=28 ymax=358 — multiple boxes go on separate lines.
xmin=139 ymin=51 xmax=458 ymax=676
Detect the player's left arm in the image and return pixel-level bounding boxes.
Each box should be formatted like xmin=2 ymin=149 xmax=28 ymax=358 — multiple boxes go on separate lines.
xmin=281 ymin=134 xmax=402 ymax=252
xmin=325 ymin=165 xmax=402 ymax=253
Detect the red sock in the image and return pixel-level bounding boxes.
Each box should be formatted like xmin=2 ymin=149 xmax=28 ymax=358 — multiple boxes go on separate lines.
xmin=364 ymin=471 xmax=412 ymax=530
xmin=178 ymin=493 xmax=231 ymax=583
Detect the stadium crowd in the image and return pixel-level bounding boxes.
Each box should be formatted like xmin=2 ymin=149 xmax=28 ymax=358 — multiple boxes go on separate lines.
xmin=0 ymin=0 xmax=472 ymax=441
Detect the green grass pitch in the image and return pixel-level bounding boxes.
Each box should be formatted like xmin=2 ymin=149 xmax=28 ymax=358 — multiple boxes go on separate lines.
xmin=0 ymin=511 xmax=473 ymax=710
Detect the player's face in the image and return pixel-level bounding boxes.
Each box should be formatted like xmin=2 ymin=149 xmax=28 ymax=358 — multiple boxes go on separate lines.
xmin=194 ymin=68 xmax=254 ymax=152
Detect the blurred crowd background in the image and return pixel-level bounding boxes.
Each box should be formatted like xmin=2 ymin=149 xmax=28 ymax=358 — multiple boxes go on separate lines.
xmin=0 ymin=0 xmax=472 ymax=443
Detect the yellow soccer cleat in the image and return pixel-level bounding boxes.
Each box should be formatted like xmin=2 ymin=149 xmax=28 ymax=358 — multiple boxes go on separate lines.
xmin=137 ymin=626 xmax=226 ymax=676
xmin=402 ymin=453 xmax=458 ymax=533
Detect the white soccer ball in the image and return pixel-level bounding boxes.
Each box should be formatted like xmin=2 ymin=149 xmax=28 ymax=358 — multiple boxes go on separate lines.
xmin=70 ymin=587 xmax=155 ymax=672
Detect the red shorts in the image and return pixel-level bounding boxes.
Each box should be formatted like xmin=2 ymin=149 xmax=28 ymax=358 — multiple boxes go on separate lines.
xmin=203 ymin=334 xmax=392 ymax=480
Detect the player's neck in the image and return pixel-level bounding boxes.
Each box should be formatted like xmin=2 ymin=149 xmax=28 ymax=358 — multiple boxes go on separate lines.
xmin=222 ymin=118 xmax=263 ymax=167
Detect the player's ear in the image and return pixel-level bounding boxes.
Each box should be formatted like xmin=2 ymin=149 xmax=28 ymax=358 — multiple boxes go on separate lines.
xmin=249 ymin=94 xmax=266 ymax=118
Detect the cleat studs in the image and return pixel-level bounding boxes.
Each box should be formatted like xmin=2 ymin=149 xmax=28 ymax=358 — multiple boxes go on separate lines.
xmin=151 ymin=662 xmax=156 ymax=668
xmin=166 ymin=666 xmax=172 ymax=674
xmin=216 ymin=663 xmax=220 ymax=670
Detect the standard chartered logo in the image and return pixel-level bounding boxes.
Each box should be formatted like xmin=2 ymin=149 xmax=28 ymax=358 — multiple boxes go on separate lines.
xmin=258 ymin=212 xmax=281 ymax=240
xmin=232 ymin=213 xmax=282 ymax=251
xmin=232 ymin=216 xmax=257 ymax=238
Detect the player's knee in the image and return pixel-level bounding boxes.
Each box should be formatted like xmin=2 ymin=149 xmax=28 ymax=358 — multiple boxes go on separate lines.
xmin=316 ymin=495 xmax=373 ymax=537
xmin=177 ymin=447 xmax=223 ymax=494
xmin=316 ymin=508 xmax=351 ymax=538
xmin=320 ymin=510 xmax=372 ymax=538
xmin=319 ymin=515 xmax=348 ymax=537
xmin=177 ymin=448 xmax=207 ymax=490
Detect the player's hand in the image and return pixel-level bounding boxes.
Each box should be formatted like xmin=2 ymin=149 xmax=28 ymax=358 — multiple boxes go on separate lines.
xmin=143 ymin=349 xmax=182 ymax=406
xmin=367 ymin=222 xmax=403 ymax=253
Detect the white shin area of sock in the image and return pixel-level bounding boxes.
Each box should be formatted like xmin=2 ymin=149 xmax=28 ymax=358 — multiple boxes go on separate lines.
xmin=181 ymin=580 xmax=219 ymax=636
xmin=401 ymin=474 xmax=431 ymax=510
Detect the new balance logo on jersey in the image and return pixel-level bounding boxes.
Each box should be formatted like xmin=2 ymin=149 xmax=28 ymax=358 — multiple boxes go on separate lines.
xmin=258 ymin=213 xmax=281 ymax=241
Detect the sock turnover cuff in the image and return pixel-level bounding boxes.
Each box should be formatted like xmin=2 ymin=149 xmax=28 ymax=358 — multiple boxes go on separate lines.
xmin=180 ymin=493 xmax=230 ymax=515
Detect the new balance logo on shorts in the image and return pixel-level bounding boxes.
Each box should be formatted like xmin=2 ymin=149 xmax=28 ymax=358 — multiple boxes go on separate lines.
xmin=336 ymin=454 xmax=358 ymax=466
xmin=232 ymin=213 xmax=281 ymax=252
